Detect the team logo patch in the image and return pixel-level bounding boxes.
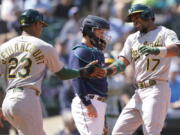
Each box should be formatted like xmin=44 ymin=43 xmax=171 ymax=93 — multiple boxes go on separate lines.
xmin=21 ymin=19 xmax=26 ymax=25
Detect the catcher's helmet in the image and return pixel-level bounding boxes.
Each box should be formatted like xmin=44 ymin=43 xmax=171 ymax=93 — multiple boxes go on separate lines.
xmin=18 ymin=9 xmax=48 ymax=28
xmin=81 ymin=15 xmax=110 ymax=50
xmin=81 ymin=15 xmax=110 ymax=31
xmin=125 ymin=4 xmax=155 ymax=22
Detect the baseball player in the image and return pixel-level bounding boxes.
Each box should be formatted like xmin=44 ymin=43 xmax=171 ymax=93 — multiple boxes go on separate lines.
xmin=101 ymin=4 xmax=179 ymax=135
xmin=69 ymin=15 xmax=110 ymax=135
xmin=0 ymin=9 xmax=104 ymax=135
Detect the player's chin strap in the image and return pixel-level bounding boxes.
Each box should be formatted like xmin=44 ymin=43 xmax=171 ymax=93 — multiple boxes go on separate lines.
xmin=105 ymin=60 xmax=126 ymax=76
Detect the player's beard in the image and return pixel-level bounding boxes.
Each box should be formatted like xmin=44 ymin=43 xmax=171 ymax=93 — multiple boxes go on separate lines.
xmin=134 ymin=23 xmax=148 ymax=34
xmin=140 ymin=27 xmax=148 ymax=34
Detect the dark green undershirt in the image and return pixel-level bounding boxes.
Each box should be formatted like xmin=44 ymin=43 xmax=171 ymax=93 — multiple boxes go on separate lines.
xmin=55 ymin=67 xmax=80 ymax=80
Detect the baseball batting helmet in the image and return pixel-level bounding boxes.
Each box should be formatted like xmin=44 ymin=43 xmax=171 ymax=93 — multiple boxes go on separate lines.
xmin=125 ymin=4 xmax=155 ymax=22
xmin=18 ymin=9 xmax=48 ymax=28
xmin=81 ymin=15 xmax=110 ymax=50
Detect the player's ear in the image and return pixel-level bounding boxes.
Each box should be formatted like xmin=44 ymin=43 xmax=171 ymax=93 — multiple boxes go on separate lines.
xmin=33 ymin=21 xmax=41 ymax=27
xmin=35 ymin=21 xmax=40 ymax=25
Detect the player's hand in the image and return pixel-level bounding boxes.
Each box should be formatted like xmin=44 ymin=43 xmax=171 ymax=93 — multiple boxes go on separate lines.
xmin=80 ymin=60 xmax=106 ymax=78
xmin=0 ymin=119 xmax=4 ymax=128
xmin=103 ymin=126 xmax=109 ymax=135
xmin=0 ymin=108 xmax=6 ymax=120
xmin=85 ymin=104 xmax=98 ymax=118
xmin=90 ymin=67 xmax=107 ymax=78
xmin=0 ymin=108 xmax=6 ymax=128
xmin=138 ymin=46 xmax=160 ymax=56
xmin=103 ymin=118 xmax=109 ymax=135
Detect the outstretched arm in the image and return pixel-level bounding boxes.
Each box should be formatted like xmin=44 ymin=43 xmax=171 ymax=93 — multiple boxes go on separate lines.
xmin=55 ymin=60 xmax=105 ymax=80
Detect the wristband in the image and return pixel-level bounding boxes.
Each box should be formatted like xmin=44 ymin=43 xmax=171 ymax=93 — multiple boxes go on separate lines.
xmin=105 ymin=60 xmax=126 ymax=76
xmin=113 ymin=60 xmax=126 ymax=72
xmin=157 ymin=47 xmax=167 ymax=57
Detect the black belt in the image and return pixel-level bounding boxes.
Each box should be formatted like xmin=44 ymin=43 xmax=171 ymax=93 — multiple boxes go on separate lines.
xmin=136 ymin=80 xmax=156 ymax=89
xmin=10 ymin=87 xmax=40 ymax=96
xmin=88 ymin=94 xmax=107 ymax=102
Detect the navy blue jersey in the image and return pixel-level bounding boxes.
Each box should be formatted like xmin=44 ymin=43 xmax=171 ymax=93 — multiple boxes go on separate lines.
xmin=69 ymin=43 xmax=108 ymax=105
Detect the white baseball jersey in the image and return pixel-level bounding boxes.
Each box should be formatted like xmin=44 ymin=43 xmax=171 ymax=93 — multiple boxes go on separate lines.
xmin=0 ymin=35 xmax=64 ymax=94
xmin=119 ymin=26 xmax=179 ymax=82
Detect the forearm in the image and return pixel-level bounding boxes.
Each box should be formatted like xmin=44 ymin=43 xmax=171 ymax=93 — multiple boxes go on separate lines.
xmin=166 ymin=44 xmax=180 ymax=57
xmin=55 ymin=67 xmax=80 ymax=80
xmin=105 ymin=59 xmax=126 ymax=76
xmin=155 ymin=44 xmax=180 ymax=57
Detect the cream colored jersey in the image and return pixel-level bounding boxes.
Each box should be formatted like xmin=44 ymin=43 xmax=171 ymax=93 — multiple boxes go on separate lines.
xmin=0 ymin=35 xmax=64 ymax=93
xmin=119 ymin=26 xmax=179 ymax=82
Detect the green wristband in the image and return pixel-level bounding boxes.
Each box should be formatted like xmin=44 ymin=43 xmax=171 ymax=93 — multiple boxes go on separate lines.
xmin=113 ymin=60 xmax=126 ymax=73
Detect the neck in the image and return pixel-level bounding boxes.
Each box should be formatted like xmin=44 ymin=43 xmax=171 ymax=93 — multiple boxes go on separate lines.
xmin=82 ymin=37 xmax=93 ymax=48
xmin=148 ymin=24 xmax=157 ymax=32
xmin=140 ymin=24 xmax=157 ymax=34
xmin=22 ymin=29 xmax=39 ymax=38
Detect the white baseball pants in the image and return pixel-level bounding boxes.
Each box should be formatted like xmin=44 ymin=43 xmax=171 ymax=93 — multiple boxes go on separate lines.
xmin=2 ymin=88 xmax=46 ymax=135
xmin=71 ymin=96 xmax=107 ymax=135
xmin=112 ymin=81 xmax=171 ymax=135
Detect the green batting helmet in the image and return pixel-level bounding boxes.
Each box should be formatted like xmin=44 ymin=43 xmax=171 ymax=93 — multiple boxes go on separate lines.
xmin=18 ymin=9 xmax=48 ymax=28
xmin=125 ymin=4 xmax=155 ymax=22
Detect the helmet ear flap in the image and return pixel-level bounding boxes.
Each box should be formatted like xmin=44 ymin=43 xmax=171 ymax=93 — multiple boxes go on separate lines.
xmin=140 ymin=8 xmax=154 ymax=20
xmin=141 ymin=10 xmax=149 ymax=19
xmin=28 ymin=16 xmax=35 ymax=24
xmin=81 ymin=25 xmax=92 ymax=36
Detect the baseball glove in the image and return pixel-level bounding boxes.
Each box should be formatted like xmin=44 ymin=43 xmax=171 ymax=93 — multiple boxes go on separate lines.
xmin=138 ymin=46 xmax=160 ymax=56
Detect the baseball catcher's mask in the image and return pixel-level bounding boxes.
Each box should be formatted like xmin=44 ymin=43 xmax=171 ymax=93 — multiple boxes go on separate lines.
xmin=125 ymin=4 xmax=155 ymax=22
xmin=18 ymin=9 xmax=48 ymax=28
xmin=81 ymin=15 xmax=111 ymax=50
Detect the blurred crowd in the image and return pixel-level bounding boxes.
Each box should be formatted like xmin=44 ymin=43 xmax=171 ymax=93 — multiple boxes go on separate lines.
xmin=0 ymin=0 xmax=180 ymax=135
